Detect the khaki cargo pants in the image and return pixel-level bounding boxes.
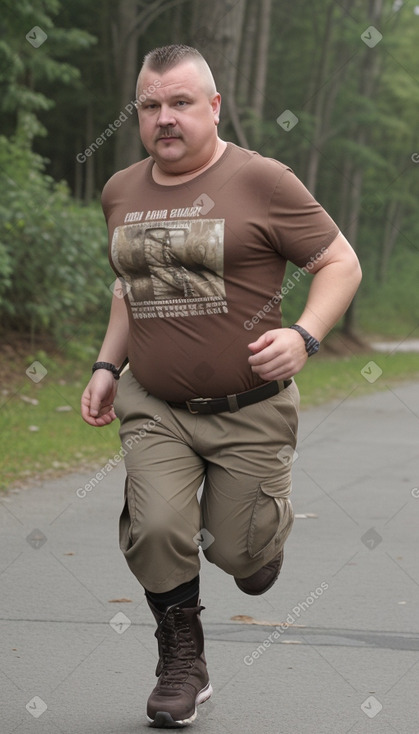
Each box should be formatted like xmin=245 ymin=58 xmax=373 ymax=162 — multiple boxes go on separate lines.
xmin=113 ymin=370 xmax=299 ymax=593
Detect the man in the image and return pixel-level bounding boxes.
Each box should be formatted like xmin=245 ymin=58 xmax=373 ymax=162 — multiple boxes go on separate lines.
xmin=81 ymin=44 xmax=361 ymax=728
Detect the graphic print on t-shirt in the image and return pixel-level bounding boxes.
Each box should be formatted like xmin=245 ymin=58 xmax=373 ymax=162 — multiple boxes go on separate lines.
xmin=111 ymin=218 xmax=228 ymax=320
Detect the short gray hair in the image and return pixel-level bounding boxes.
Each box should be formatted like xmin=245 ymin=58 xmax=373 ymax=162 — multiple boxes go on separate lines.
xmin=139 ymin=44 xmax=217 ymax=97
xmin=142 ymin=44 xmax=206 ymax=72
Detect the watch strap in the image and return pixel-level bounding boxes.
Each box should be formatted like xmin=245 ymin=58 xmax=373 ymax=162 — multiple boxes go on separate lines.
xmin=288 ymin=324 xmax=320 ymax=356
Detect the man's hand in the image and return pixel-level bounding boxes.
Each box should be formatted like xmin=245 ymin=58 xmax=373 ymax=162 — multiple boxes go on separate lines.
xmin=81 ymin=370 xmax=118 ymax=427
xmin=248 ymin=328 xmax=308 ymax=381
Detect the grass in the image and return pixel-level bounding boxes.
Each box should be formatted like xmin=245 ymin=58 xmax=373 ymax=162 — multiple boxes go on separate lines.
xmin=1 ymin=352 xmax=120 ymax=493
xmin=1 ymin=343 xmax=418 ymax=493
xmin=296 ymin=350 xmax=419 ymax=408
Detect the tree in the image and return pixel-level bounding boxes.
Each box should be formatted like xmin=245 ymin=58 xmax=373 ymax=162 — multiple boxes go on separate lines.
xmin=2 ymin=0 xmax=419 ymax=338
xmin=0 ymin=0 xmax=95 ymax=147
xmin=189 ymin=0 xmax=248 ymax=145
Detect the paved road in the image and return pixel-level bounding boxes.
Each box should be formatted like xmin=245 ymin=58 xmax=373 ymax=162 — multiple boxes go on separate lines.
xmin=1 ymin=381 xmax=419 ymax=734
xmin=371 ymin=339 xmax=419 ymax=353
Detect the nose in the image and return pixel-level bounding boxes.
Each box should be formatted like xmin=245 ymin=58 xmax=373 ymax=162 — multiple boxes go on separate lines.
xmin=157 ymin=104 xmax=176 ymax=128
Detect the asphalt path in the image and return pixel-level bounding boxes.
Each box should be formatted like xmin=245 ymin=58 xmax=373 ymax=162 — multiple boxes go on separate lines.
xmin=1 ymin=380 xmax=419 ymax=734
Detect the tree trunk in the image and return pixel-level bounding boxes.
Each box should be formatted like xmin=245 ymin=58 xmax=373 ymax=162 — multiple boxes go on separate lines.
xmin=112 ymin=0 xmax=194 ymax=172
xmin=379 ymin=200 xmax=403 ymax=284
xmin=251 ymin=0 xmax=272 ymax=119
xmin=237 ymin=1 xmax=258 ymax=106
xmin=337 ymin=157 xmax=353 ymax=231
xmin=190 ymin=0 xmax=247 ymax=142
xmin=74 ymin=140 xmax=83 ymax=201
xmin=113 ymin=0 xmax=141 ymax=172
xmin=84 ymin=102 xmax=95 ymax=204
xmin=304 ymin=1 xmax=336 ymax=195
xmin=342 ymin=0 xmax=384 ymax=334
xmin=171 ymin=1 xmax=185 ymax=42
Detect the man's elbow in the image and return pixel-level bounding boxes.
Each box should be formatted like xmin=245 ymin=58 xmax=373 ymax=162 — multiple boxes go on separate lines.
xmin=335 ymin=232 xmax=362 ymax=290
xmin=349 ymin=250 xmax=363 ymax=291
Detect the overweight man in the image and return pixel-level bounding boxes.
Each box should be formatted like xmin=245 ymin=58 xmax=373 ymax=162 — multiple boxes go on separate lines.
xmin=81 ymin=44 xmax=362 ymax=729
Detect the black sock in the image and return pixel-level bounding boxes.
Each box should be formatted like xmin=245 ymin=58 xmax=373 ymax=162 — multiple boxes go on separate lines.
xmin=145 ymin=575 xmax=200 ymax=612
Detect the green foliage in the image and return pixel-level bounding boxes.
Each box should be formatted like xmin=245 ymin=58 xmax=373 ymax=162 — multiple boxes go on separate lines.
xmin=0 ymin=136 xmax=111 ymax=342
xmin=356 ymin=246 xmax=419 ymax=337
xmin=0 ymin=0 xmax=418 ymax=344
xmin=0 ymin=0 xmax=96 ymax=142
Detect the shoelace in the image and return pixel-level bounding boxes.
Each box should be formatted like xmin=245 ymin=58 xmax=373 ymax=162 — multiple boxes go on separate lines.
xmin=157 ymin=608 xmax=196 ymax=687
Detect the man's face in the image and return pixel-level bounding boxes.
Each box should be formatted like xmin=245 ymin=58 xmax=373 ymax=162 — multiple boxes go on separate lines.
xmin=137 ymin=61 xmax=221 ymax=176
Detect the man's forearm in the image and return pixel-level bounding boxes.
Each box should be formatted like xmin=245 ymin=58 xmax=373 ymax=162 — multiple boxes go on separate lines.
xmin=97 ymin=286 xmax=130 ymax=367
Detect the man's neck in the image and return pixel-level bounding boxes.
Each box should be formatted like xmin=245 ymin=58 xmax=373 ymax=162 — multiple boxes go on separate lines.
xmin=151 ymin=139 xmax=227 ymax=186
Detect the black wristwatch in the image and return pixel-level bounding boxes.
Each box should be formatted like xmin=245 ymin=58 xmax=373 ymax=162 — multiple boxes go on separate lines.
xmin=288 ymin=324 xmax=320 ymax=357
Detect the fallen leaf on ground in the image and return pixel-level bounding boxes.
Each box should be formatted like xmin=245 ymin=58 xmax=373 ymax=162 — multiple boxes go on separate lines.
xmin=281 ymin=640 xmax=303 ymax=644
xmin=108 ymin=598 xmax=132 ymax=603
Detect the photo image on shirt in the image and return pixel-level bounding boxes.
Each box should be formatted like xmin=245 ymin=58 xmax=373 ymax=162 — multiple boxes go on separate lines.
xmin=111 ymin=218 xmax=228 ymax=320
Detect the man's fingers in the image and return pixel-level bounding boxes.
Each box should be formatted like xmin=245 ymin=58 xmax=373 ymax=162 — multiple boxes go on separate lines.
xmin=80 ymin=391 xmax=100 ymax=419
xmin=248 ymin=331 xmax=274 ymax=354
xmin=248 ymin=341 xmax=278 ymax=365
xmin=251 ymin=355 xmax=287 ymax=377
xmin=92 ymin=410 xmax=116 ymax=426
xmin=89 ymin=399 xmax=101 ymax=417
xmin=81 ymin=382 xmax=116 ymax=426
xmin=82 ymin=408 xmax=116 ymax=427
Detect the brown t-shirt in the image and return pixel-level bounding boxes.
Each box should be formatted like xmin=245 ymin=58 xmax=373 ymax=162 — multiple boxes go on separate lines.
xmin=102 ymin=142 xmax=339 ymax=402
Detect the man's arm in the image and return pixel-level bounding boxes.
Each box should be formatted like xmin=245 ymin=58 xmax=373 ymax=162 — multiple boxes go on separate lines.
xmin=81 ymin=282 xmax=130 ymax=426
xmin=248 ymin=232 xmax=362 ymax=381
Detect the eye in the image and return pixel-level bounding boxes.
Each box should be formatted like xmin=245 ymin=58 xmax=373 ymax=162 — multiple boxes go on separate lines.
xmin=175 ymin=100 xmax=189 ymax=107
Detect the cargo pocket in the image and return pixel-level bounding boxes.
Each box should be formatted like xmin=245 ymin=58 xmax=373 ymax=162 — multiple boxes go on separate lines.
xmin=247 ymin=475 xmax=294 ymax=559
xmin=263 ymin=381 xmax=299 ymax=444
xmin=119 ymin=477 xmax=135 ymax=554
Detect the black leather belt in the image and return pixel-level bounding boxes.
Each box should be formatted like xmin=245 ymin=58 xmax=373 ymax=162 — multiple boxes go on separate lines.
xmin=168 ymin=379 xmax=292 ymax=415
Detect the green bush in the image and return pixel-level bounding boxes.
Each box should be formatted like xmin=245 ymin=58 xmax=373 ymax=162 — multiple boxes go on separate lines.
xmin=0 ymin=135 xmax=112 ymax=344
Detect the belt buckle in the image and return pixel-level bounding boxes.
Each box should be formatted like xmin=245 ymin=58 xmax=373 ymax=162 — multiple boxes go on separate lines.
xmin=186 ymin=397 xmax=212 ymax=414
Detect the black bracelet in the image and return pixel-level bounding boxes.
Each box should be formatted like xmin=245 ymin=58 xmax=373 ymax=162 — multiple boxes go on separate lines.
xmin=92 ymin=359 xmax=128 ymax=380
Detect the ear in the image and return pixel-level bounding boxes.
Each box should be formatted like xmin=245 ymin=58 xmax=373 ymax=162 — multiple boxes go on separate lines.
xmin=211 ymin=93 xmax=221 ymax=125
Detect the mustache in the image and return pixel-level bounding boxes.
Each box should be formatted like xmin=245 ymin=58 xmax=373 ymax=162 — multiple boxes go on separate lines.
xmin=156 ymin=127 xmax=181 ymax=140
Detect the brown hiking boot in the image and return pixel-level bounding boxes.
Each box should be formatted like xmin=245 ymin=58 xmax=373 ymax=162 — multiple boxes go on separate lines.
xmin=234 ymin=548 xmax=284 ymax=595
xmin=146 ymin=601 xmax=212 ymax=727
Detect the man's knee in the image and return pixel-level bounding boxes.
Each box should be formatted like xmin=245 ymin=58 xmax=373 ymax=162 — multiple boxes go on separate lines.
xmin=130 ymin=509 xmax=184 ymax=549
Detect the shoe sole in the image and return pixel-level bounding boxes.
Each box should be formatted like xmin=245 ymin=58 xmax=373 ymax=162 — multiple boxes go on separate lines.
xmin=147 ymin=682 xmax=213 ymax=728
xmin=235 ymin=567 xmax=281 ymax=595
xmin=235 ymin=550 xmax=284 ymax=596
